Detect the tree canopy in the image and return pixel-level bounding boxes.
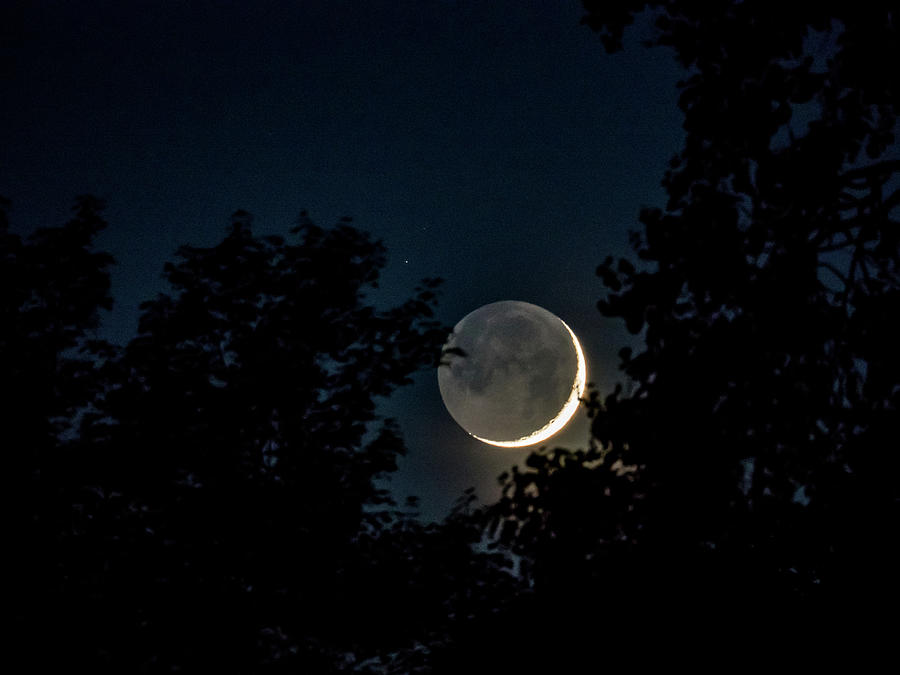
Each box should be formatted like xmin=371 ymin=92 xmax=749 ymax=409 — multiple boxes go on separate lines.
xmin=483 ymin=0 xmax=899 ymax=652
xmin=12 ymin=202 xmax=516 ymax=672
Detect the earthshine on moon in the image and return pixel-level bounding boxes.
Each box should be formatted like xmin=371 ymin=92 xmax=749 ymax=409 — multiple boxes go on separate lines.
xmin=437 ymin=301 xmax=587 ymax=448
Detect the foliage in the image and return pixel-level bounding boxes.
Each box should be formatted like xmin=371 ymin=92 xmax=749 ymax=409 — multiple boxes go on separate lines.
xmin=3 ymin=196 xmax=115 ymax=651
xmin=486 ymin=0 xmax=900 ymax=638
xmin=2 ymin=195 xmax=114 ymax=446
xmin=15 ymin=203 xmax=508 ymax=671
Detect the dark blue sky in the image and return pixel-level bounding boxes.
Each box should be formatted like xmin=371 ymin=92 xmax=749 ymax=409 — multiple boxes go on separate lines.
xmin=2 ymin=0 xmax=685 ymax=521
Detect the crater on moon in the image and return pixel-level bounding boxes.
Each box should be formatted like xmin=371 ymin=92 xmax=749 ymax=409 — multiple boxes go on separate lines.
xmin=437 ymin=300 xmax=582 ymax=445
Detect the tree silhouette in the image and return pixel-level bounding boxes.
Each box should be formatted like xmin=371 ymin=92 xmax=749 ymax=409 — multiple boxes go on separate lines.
xmin=3 ymin=196 xmax=115 ymax=656
xmin=484 ymin=0 xmax=899 ymax=652
xmin=21 ymin=203 xmax=506 ymax=671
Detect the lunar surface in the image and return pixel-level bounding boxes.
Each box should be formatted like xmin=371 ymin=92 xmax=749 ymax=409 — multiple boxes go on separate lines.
xmin=437 ymin=301 xmax=586 ymax=447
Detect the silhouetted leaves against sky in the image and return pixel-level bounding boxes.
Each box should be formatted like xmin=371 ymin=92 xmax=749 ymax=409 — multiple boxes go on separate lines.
xmin=487 ymin=0 xmax=899 ymax=650
xmin=29 ymin=204 xmax=492 ymax=670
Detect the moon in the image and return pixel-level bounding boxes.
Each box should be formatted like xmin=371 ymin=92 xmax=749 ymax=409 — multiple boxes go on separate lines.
xmin=437 ymin=301 xmax=586 ymax=448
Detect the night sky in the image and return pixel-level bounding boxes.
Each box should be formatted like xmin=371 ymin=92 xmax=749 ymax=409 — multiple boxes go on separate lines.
xmin=2 ymin=0 xmax=685 ymax=522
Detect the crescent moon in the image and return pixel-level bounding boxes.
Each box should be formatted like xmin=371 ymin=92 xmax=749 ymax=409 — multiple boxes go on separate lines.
xmin=471 ymin=318 xmax=587 ymax=448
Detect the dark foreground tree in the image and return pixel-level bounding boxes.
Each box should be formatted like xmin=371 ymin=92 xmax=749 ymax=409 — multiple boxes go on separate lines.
xmin=3 ymin=196 xmax=115 ymax=655
xmin=18 ymin=203 xmax=513 ymax=672
xmin=482 ymin=0 xmax=899 ymax=656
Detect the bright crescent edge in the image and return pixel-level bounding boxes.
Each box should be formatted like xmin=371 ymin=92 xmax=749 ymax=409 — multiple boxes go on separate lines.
xmin=471 ymin=318 xmax=587 ymax=448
